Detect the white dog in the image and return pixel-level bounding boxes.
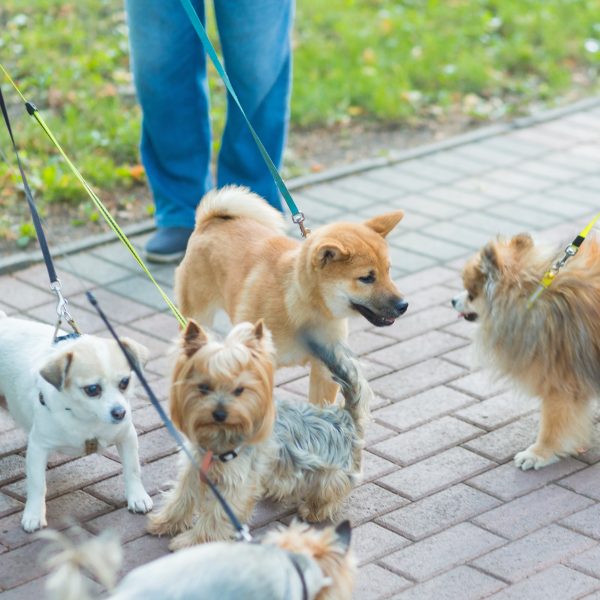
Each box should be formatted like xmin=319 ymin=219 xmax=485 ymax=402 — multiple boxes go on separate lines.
xmin=0 ymin=314 xmax=153 ymax=532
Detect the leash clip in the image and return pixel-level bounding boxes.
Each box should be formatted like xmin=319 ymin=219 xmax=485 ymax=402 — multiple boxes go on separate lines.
xmin=292 ymin=212 xmax=310 ymax=238
xmin=50 ymin=280 xmax=80 ymax=339
xmin=234 ymin=523 xmax=253 ymax=543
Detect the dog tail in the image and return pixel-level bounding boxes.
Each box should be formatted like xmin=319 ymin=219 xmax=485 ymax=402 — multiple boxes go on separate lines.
xmin=195 ymin=185 xmax=287 ymax=233
xmin=40 ymin=529 xmax=122 ymax=600
xmin=301 ymin=334 xmax=372 ymax=438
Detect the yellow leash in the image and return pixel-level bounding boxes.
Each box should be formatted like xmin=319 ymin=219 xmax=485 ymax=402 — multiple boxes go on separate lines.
xmin=0 ymin=64 xmax=187 ymax=328
xmin=527 ymin=211 xmax=600 ymax=308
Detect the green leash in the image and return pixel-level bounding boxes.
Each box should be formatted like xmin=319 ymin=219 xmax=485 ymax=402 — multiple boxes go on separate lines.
xmin=178 ymin=0 xmax=309 ymax=238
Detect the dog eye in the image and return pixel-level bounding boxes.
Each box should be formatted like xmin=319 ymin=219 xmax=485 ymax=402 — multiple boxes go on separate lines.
xmin=358 ymin=271 xmax=376 ymax=284
xmin=83 ymin=384 xmax=102 ymax=397
xmin=467 ymin=292 xmax=474 ymax=301
xmin=198 ymin=383 xmax=212 ymax=395
xmin=233 ymin=386 xmax=244 ymax=396
xmin=118 ymin=377 xmax=130 ymax=391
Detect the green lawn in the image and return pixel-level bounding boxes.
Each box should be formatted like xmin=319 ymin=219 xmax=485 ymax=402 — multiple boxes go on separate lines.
xmin=1 ymin=0 xmax=599 ymax=241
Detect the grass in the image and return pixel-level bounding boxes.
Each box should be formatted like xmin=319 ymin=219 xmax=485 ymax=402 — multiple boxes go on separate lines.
xmin=0 ymin=0 xmax=599 ymax=243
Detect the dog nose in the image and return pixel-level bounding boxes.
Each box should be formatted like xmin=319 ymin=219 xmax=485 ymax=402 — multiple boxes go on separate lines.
xmin=395 ymin=299 xmax=409 ymax=315
xmin=110 ymin=406 xmax=126 ymax=421
xmin=212 ymin=408 xmax=228 ymax=423
xmin=451 ymin=298 xmax=457 ymax=308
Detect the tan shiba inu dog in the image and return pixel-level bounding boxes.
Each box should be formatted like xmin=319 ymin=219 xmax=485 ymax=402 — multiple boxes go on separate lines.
xmin=175 ymin=186 xmax=408 ymax=405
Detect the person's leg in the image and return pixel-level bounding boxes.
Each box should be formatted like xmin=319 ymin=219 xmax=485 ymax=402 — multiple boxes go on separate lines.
xmin=126 ymin=0 xmax=211 ymax=259
xmin=213 ymin=0 xmax=294 ymax=212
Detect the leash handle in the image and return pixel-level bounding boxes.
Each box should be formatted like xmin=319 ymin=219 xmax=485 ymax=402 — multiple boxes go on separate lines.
xmin=85 ymin=291 xmax=251 ymax=542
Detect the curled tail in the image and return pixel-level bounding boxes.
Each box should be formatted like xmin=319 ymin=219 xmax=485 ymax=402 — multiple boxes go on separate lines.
xmin=40 ymin=529 xmax=122 ymax=600
xmin=195 ymin=185 xmax=287 ymax=233
xmin=301 ymin=334 xmax=372 ymax=439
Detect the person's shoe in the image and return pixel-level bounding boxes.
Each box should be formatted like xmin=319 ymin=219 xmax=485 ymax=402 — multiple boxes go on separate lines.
xmin=145 ymin=227 xmax=194 ymax=263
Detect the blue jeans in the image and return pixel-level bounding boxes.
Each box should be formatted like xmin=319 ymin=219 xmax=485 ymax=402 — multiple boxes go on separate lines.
xmin=125 ymin=0 xmax=294 ymax=228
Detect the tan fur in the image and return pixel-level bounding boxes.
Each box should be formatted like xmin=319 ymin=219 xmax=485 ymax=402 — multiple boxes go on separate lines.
xmin=175 ymin=185 xmax=407 ymax=405
xmin=148 ymin=320 xmax=369 ymax=549
xmin=264 ymin=521 xmax=357 ymax=600
xmin=455 ymin=233 xmax=600 ymax=469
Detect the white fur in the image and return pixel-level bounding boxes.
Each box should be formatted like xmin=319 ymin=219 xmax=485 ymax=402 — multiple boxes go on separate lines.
xmin=0 ymin=315 xmax=152 ymax=532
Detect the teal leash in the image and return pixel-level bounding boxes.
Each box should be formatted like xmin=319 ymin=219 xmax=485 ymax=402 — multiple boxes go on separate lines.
xmin=178 ymin=0 xmax=309 ymax=238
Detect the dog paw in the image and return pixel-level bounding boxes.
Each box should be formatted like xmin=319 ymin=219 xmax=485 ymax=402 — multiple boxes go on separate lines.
xmin=169 ymin=530 xmax=203 ymax=551
xmin=21 ymin=513 xmax=46 ymax=533
xmin=514 ymin=446 xmax=560 ymax=471
xmin=128 ymin=491 xmax=153 ymax=514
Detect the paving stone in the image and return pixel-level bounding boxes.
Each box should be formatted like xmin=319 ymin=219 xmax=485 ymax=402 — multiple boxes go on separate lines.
xmin=377 ymin=483 xmax=499 ymax=541
xmin=274 ymin=364 xmax=309 ymax=386
xmin=85 ymin=453 xmax=179 ymax=506
xmin=441 ymin=344 xmax=474 ymax=369
xmin=336 ymin=175 xmax=401 ymax=201
xmin=486 ymin=565 xmax=599 ymax=600
xmin=58 ymin=253 xmax=134 ymax=285
xmin=559 ymin=463 xmax=600 ymax=501
xmin=0 ymin=455 xmax=25 ymax=486
xmin=0 ymin=492 xmax=22 ymax=519
xmin=132 ymin=401 xmax=170 ymax=434
xmin=567 ymin=544 xmax=600 ymax=579
xmin=352 ymin=522 xmax=410 ymax=566
xmin=473 ymin=525 xmax=596 ymax=583
xmin=368 ymin=330 xmax=467 ymax=370
xmin=370 ymin=359 xmax=466 ymax=402
xmin=85 ymin=506 xmax=151 ymax=544
xmin=487 ymin=202 xmax=563 ymax=227
xmin=353 ymin=563 xmax=412 ymax=600
xmin=391 ymin=231 xmax=471 ymax=261
xmin=442 ymin=318 xmax=478 ymax=341
xmin=398 ymin=158 xmax=460 ymax=183
xmin=467 ymin=457 xmax=587 ymax=501
xmin=463 ymin=414 xmax=539 ymax=463
xmin=378 ymin=447 xmax=495 ymax=500
xmin=128 ymin=311 xmax=180 ymax=342
xmin=249 ymin=499 xmax=294 ymax=529
xmin=400 ymin=284 xmax=459 ymax=314
xmin=455 ymin=391 xmax=535 ymax=430
xmin=104 ymin=427 xmax=177 ymax=465
xmin=365 ymin=166 xmax=433 ymax=192
xmin=0 ymin=278 xmax=54 ymax=311
xmin=372 ymin=416 xmax=483 ymax=466
xmin=304 ymin=182 xmax=376 ymax=210
xmin=0 ymin=540 xmax=49 ymax=590
xmin=364 ymin=421 xmax=396 ymax=446
xmin=119 ymin=533 xmax=171 ymax=576
xmin=342 ymin=483 xmax=408 ymax=526
xmin=562 ymin=503 xmax=600 ymax=541
xmin=449 ymin=371 xmax=509 ymax=399
xmin=70 ymin=287 xmax=156 ymax=323
xmin=374 ymin=386 xmax=475 ymax=432
xmin=388 ymin=246 xmax=437 ymax=274
xmin=348 ymin=330 xmax=396 ymax=355
xmin=362 ymin=451 xmax=398 ymax=482
xmin=394 ymin=266 xmax=457 ymax=294
xmin=0 ymin=490 xmax=111 ymax=549
xmin=392 ymin=566 xmax=505 ymax=600
xmin=380 ymin=305 xmax=458 ymax=342
xmin=380 ymin=522 xmax=504 ymax=582
xmin=25 ymin=302 xmax=107 ymax=334
xmin=3 ymin=454 xmax=121 ymax=501
xmin=473 ymin=485 xmax=594 ymax=540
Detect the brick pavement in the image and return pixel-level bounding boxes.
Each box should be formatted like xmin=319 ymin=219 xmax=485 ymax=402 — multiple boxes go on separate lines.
xmin=2 ymin=102 xmax=600 ymax=598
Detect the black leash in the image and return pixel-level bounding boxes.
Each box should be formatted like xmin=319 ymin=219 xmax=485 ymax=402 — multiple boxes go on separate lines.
xmin=0 ymin=87 xmax=79 ymax=338
xmin=86 ymin=291 xmax=252 ymax=542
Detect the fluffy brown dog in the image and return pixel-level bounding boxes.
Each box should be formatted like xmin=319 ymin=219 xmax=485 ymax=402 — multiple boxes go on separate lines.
xmin=452 ymin=232 xmax=600 ymax=470
xmin=175 ymin=185 xmax=407 ymax=405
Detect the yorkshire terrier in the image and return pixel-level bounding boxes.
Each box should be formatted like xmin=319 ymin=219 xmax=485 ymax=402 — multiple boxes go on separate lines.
xmin=453 ymin=232 xmax=600 ymax=470
xmin=43 ymin=520 xmax=356 ymax=600
xmin=147 ymin=319 xmax=371 ymax=550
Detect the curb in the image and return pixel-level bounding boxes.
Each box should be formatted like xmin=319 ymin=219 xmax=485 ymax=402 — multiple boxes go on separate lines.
xmin=2 ymin=94 xmax=599 ymax=276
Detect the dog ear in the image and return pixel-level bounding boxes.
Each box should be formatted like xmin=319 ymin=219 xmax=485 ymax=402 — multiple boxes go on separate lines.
xmin=313 ymin=240 xmax=349 ymax=268
xmin=182 ymin=320 xmax=208 ymax=357
xmin=334 ymin=520 xmax=352 ymax=554
xmin=40 ymin=352 xmax=74 ymax=390
xmin=253 ymin=319 xmax=265 ymax=340
xmin=510 ymin=233 xmax=534 ymax=252
xmin=481 ymin=242 xmax=502 ymax=276
xmin=120 ymin=337 xmax=149 ymax=372
xmin=363 ymin=210 xmax=404 ymax=238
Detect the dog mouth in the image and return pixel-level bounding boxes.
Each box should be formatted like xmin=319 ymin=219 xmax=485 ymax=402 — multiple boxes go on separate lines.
xmin=351 ymin=303 xmax=396 ymax=327
xmin=459 ymin=312 xmax=478 ymax=322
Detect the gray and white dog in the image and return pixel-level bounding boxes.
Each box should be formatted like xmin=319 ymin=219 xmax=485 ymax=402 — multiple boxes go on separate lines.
xmin=43 ymin=520 xmax=356 ymax=600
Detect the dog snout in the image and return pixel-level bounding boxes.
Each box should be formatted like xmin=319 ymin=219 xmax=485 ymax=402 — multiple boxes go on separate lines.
xmin=451 ymin=297 xmax=458 ymax=308
xmin=110 ymin=406 xmax=127 ymax=422
xmin=394 ymin=298 xmax=409 ymax=316
xmin=212 ymin=407 xmax=228 ymax=423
